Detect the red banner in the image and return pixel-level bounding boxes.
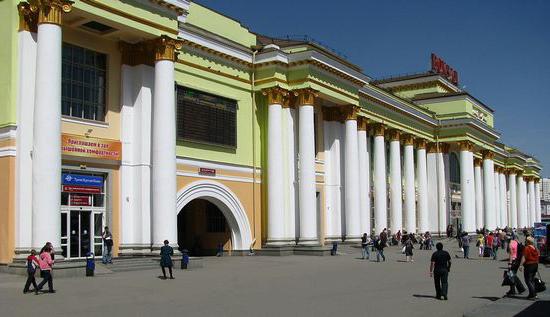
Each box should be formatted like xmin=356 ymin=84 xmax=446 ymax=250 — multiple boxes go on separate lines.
xmin=70 ymin=194 xmax=92 ymax=206
xmin=199 ymin=167 xmax=216 ymax=176
xmin=63 ymin=185 xmax=101 ymax=194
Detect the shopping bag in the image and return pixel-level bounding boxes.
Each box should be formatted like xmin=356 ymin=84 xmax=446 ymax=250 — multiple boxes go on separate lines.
xmin=501 ymin=270 xmax=513 ymax=286
xmin=534 ymin=272 xmax=546 ymax=293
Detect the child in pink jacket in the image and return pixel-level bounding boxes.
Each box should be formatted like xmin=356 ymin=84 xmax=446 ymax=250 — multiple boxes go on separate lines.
xmin=37 ymin=246 xmax=55 ymax=293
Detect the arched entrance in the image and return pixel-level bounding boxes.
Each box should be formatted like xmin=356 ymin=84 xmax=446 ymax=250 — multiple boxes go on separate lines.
xmin=176 ymin=180 xmax=253 ymax=255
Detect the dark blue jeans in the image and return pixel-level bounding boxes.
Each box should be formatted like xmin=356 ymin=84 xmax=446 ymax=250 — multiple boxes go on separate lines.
xmin=434 ymin=270 xmax=449 ymax=298
xmin=377 ymin=249 xmax=385 ymax=262
xmin=463 ymin=245 xmax=470 ymax=259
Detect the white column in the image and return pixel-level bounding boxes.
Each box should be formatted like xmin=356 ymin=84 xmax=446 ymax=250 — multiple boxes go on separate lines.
xmin=436 ymin=149 xmax=448 ymax=234
xmin=482 ymin=153 xmax=496 ymax=230
xmin=323 ymin=120 xmax=343 ymax=241
xmin=15 ymin=5 xmax=37 ymax=257
xmin=508 ymin=172 xmax=518 ymax=229
xmin=517 ymin=176 xmax=527 ymax=228
xmin=282 ymin=105 xmax=297 ymax=243
xmin=460 ymin=143 xmax=475 ymax=233
xmin=373 ymin=125 xmax=387 ymax=234
xmin=297 ymin=90 xmax=318 ymax=244
xmin=499 ymin=172 xmax=507 ymax=227
xmin=474 ymin=159 xmax=484 ymax=229
xmin=494 ymin=167 xmax=501 ymax=228
xmin=426 ymin=146 xmax=438 ymax=233
xmin=357 ymin=120 xmax=371 ymax=235
xmin=403 ymin=137 xmax=416 ymax=233
xmin=535 ymin=181 xmax=541 ymax=223
xmin=32 ymin=13 xmax=65 ymax=251
xmin=389 ymin=131 xmax=403 ymax=233
xmin=528 ymin=179 xmax=536 ymax=226
xmin=417 ymin=141 xmax=429 ymax=233
xmin=344 ymin=113 xmax=361 ymax=241
xmin=151 ymin=42 xmax=178 ymax=249
xmin=265 ymin=89 xmax=285 ymax=245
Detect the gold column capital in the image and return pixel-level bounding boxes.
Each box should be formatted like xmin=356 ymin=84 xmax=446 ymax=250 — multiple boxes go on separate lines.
xmin=18 ymin=2 xmax=38 ymax=32
xmin=427 ymin=142 xmax=439 ymax=153
xmin=372 ymin=123 xmax=385 ymax=137
xmin=481 ymin=149 xmax=495 ymax=160
xmin=401 ymin=134 xmax=415 ymax=146
xmin=534 ymin=178 xmax=540 ymax=183
xmin=416 ymin=138 xmax=427 ymax=150
xmin=440 ymin=143 xmax=450 ymax=154
xmin=474 ymin=158 xmax=482 ymax=167
xmin=458 ymin=141 xmax=474 ymax=152
xmin=152 ymin=35 xmax=183 ymax=61
xmin=262 ymin=86 xmax=290 ymax=106
xmin=293 ymin=88 xmax=318 ymax=106
xmin=387 ymin=129 xmax=401 ymax=142
xmin=357 ymin=117 xmax=369 ymax=131
xmin=29 ymin=0 xmax=73 ymax=26
xmin=341 ymin=105 xmax=360 ymax=121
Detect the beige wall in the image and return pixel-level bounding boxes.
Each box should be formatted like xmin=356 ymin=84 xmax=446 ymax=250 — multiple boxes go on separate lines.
xmin=0 ymin=156 xmax=15 ymax=263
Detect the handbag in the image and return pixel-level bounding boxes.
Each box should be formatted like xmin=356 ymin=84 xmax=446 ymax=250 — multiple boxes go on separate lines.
xmin=534 ymin=272 xmax=546 ymax=293
xmin=501 ymin=270 xmax=513 ymax=287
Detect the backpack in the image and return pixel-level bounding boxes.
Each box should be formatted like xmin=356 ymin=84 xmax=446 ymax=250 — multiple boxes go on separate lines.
xmin=27 ymin=258 xmax=37 ymax=274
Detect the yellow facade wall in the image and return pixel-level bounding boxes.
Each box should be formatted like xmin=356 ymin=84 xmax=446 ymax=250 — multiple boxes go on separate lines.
xmin=0 ymin=156 xmax=15 ymax=263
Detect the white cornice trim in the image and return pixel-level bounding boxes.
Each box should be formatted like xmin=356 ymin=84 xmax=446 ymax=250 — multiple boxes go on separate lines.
xmin=176 ymin=157 xmax=260 ymax=174
xmin=255 ymin=50 xmax=289 ymax=65
xmin=177 ymin=171 xmax=261 ymax=184
xmin=0 ymin=146 xmax=16 ymax=157
xmin=179 ymin=25 xmax=252 ymax=63
xmin=377 ymin=74 xmax=461 ymax=93
xmin=0 ymin=126 xmax=17 ymax=140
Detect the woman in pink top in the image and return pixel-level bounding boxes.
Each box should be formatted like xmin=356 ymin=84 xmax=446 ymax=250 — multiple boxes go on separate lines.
xmin=37 ymin=246 xmax=55 ymax=293
xmin=505 ymin=237 xmax=525 ymax=297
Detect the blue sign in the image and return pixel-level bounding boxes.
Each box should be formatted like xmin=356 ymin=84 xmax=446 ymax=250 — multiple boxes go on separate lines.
xmin=61 ymin=173 xmax=104 ymax=187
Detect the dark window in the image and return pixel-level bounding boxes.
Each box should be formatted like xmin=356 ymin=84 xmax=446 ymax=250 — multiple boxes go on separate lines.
xmin=206 ymin=204 xmax=226 ymax=233
xmin=450 ymin=152 xmax=461 ymax=184
xmin=176 ymin=86 xmax=237 ymax=147
xmin=62 ymin=43 xmax=107 ymax=121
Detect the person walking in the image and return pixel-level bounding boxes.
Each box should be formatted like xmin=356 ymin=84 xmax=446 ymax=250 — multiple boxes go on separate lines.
xmin=492 ymin=232 xmax=499 ymax=260
xmin=160 ymin=240 xmax=174 ymax=280
xmin=23 ymin=249 xmax=40 ymax=294
xmin=102 ymin=226 xmax=113 ymax=264
xmin=519 ymin=237 xmax=540 ymax=300
xmin=461 ymin=233 xmax=471 ymax=259
xmin=505 ymin=236 xmax=526 ymax=297
xmin=429 ymin=242 xmax=452 ymax=300
xmin=486 ymin=232 xmax=494 ymax=258
xmin=37 ymin=245 xmax=55 ymax=293
xmin=375 ymin=235 xmax=386 ymax=262
xmin=361 ymin=233 xmax=371 ymax=260
xmin=404 ymin=238 xmax=414 ymax=262
xmin=477 ymin=233 xmax=484 ymax=257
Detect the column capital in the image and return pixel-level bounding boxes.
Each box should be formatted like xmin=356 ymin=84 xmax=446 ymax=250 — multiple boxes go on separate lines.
xmin=440 ymin=143 xmax=450 ymax=153
xmin=481 ymin=149 xmax=495 ymax=160
xmin=401 ymin=134 xmax=415 ymax=146
xmin=357 ymin=117 xmax=369 ymax=131
xmin=387 ymin=129 xmax=401 ymax=142
xmin=474 ymin=158 xmax=482 ymax=167
xmin=416 ymin=138 xmax=427 ymax=150
xmin=534 ymin=177 xmax=540 ymax=183
xmin=293 ymin=88 xmax=318 ymax=106
xmin=504 ymin=168 xmax=515 ymax=175
xmin=458 ymin=141 xmax=474 ymax=152
xmin=341 ymin=105 xmax=360 ymax=121
xmin=494 ymin=166 xmax=503 ymax=174
xmin=427 ymin=142 xmax=438 ymax=153
xmin=372 ymin=123 xmax=385 ymax=137
xmin=152 ymin=35 xmax=183 ymax=61
xmin=18 ymin=2 xmax=38 ymax=32
xmin=262 ymin=86 xmax=290 ymax=106
xmin=524 ymin=176 xmax=532 ymax=182
xmin=29 ymin=0 xmax=73 ymax=26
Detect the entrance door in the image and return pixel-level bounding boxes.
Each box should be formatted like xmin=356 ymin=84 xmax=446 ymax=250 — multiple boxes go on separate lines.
xmin=69 ymin=210 xmax=92 ymax=258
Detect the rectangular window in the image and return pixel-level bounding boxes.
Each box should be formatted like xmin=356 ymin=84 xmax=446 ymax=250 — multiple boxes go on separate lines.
xmin=62 ymin=43 xmax=107 ymax=121
xmin=176 ymin=86 xmax=237 ymax=147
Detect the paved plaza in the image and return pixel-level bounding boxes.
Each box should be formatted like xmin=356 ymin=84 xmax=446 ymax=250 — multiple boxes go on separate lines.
xmin=0 ymin=240 xmax=548 ymax=317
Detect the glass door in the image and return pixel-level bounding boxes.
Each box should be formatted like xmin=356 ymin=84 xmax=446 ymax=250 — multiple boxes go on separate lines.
xmin=68 ymin=210 xmax=92 ymax=258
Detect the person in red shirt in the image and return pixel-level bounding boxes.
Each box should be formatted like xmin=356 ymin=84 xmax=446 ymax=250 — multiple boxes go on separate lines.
xmin=520 ymin=237 xmax=540 ymax=300
xmin=23 ymin=249 xmax=40 ymax=294
xmin=486 ymin=233 xmax=494 ymax=258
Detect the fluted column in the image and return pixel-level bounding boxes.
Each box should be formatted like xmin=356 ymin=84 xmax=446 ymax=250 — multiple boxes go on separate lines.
xmin=482 ymin=151 xmax=496 ymax=230
xmin=372 ymin=124 xmax=387 ymax=234
xmin=389 ymin=130 xmax=403 ymax=233
xmin=437 ymin=144 xmax=449 ymax=235
xmin=527 ymin=177 xmax=536 ymax=227
xmin=264 ymin=87 xmax=288 ymax=245
xmin=535 ymin=179 xmax=541 ymax=223
xmin=426 ymin=143 xmax=438 ymax=233
xmin=296 ymin=89 xmax=318 ymax=244
xmin=343 ymin=106 xmax=361 ymax=241
xmin=416 ymin=139 xmax=429 ymax=233
xmin=474 ymin=158 xmax=484 ymax=229
xmin=494 ymin=167 xmax=501 ymax=228
xmin=31 ymin=0 xmax=73 ymax=252
xmin=508 ymin=170 xmax=518 ymax=228
xmin=459 ymin=141 xmax=476 ymax=233
xmin=402 ymin=135 xmax=416 ymax=233
xmin=499 ymin=170 xmax=507 ymax=227
xmin=517 ymin=174 xmax=527 ymax=228
xmin=151 ymin=36 xmax=182 ymax=249
xmin=357 ymin=118 xmax=371 ymax=235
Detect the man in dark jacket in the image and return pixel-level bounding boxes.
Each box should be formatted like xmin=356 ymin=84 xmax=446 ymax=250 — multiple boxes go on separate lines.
xmin=430 ymin=242 xmax=452 ymax=300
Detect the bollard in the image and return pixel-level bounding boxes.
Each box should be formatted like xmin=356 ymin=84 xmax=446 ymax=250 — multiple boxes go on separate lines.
xmin=86 ymin=252 xmax=95 ymax=277
xmin=181 ymin=249 xmax=189 ymax=270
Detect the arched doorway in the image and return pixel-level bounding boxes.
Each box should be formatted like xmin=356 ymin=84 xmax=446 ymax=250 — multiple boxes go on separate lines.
xmin=176 ymin=180 xmax=253 ymax=255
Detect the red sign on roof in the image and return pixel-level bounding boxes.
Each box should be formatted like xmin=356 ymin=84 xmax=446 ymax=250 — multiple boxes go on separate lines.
xmin=431 ymin=53 xmax=459 ymax=85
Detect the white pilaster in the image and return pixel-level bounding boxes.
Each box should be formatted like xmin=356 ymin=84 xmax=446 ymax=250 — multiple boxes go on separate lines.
xmin=528 ymin=179 xmax=536 ymax=227
xmin=426 ymin=149 xmax=438 ymax=233
xmin=499 ymin=172 xmax=507 ymax=227
xmin=389 ymin=132 xmax=403 ymax=233
xmin=482 ymin=155 xmax=496 ymax=230
xmin=494 ymin=170 xmax=501 ymax=228
xmin=357 ymin=122 xmax=371 ymax=235
xmin=436 ymin=150 xmax=448 ymax=234
xmin=517 ymin=176 xmax=527 ymax=228
xmin=508 ymin=172 xmax=517 ymax=228
xmin=460 ymin=144 xmax=475 ymax=233
xmin=15 ymin=25 xmax=37 ymax=256
xmin=323 ymin=121 xmax=343 ymax=241
xmin=373 ymin=126 xmax=387 ymax=234
xmin=403 ymin=138 xmax=416 ymax=233
xmin=32 ymin=23 xmax=63 ymax=250
xmin=474 ymin=160 xmax=484 ymax=229
xmin=417 ymin=142 xmax=429 ymax=233
xmin=535 ymin=181 xmax=541 ymax=223
xmin=344 ymin=117 xmax=361 ymax=241
xmin=282 ymin=106 xmax=297 ymax=243
xmin=151 ymin=58 xmax=177 ymax=248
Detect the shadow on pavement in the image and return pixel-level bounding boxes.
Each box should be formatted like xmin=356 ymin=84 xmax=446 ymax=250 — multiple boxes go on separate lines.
xmin=472 ymin=296 xmax=500 ymax=301
xmin=514 ymin=301 xmax=550 ymax=317
xmin=412 ymin=294 xmax=438 ymax=300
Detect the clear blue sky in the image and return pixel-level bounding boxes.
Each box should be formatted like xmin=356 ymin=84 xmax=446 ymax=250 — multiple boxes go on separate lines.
xmin=197 ymin=0 xmax=550 ymax=177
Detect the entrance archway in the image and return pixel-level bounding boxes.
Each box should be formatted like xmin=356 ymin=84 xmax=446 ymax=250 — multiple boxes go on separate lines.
xmin=176 ymin=180 xmax=253 ymax=253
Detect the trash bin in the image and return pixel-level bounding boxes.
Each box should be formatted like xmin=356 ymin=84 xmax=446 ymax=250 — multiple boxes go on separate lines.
xmin=181 ymin=249 xmax=189 ymax=270
xmin=86 ymin=252 xmax=95 ymax=277
xmin=331 ymin=242 xmax=338 ymax=256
